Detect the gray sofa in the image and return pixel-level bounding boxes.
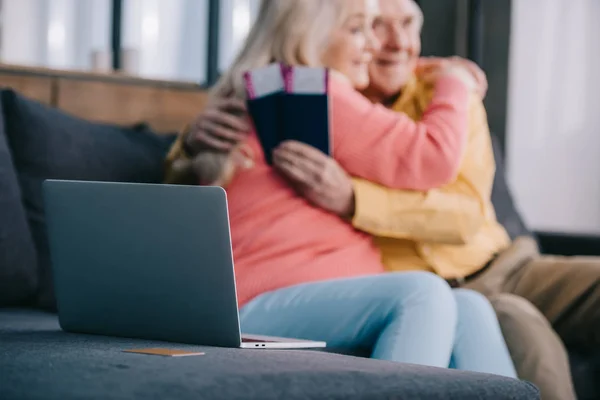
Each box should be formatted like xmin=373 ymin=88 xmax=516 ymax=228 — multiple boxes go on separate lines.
xmin=0 ymin=309 xmax=539 ymax=400
xmin=0 ymin=85 xmax=581 ymax=399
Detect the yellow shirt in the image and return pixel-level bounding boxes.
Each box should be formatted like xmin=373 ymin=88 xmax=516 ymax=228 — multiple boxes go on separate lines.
xmin=352 ymin=77 xmax=511 ymax=279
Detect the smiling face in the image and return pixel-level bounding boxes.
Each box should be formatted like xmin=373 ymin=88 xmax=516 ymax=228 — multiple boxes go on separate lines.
xmin=322 ymin=0 xmax=381 ymax=89
xmin=366 ymin=0 xmax=423 ymax=100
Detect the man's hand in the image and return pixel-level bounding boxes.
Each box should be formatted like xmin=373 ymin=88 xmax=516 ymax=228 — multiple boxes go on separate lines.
xmin=417 ymin=56 xmax=488 ymax=99
xmin=185 ymin=98 xmax=250 ymax=154
xmin=273 ymin=141 xmax=355 ymax=218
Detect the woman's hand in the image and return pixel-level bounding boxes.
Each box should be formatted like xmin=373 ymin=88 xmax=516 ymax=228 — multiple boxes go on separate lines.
xmin=185 ymin=98 xmax=250 ymax=154
xmin=417 ymin=56 xmax=488 ymax=99
xmin=273 ymin=141 xmax=355 ymax=218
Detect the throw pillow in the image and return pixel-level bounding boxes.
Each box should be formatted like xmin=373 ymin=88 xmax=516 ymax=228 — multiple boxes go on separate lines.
xmin=1 ymin=89 xmax=176 ymax=310
xmin=0 ymin=106 xmax=38 ymax=306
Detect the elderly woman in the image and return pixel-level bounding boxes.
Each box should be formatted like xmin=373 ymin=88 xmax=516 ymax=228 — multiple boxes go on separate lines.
xmin=165 ymin=0 xmax=516 ymax=377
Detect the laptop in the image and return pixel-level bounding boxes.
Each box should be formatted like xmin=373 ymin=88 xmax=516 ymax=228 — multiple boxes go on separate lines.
xmin=43 ymin=180 xmax=326 ymax=350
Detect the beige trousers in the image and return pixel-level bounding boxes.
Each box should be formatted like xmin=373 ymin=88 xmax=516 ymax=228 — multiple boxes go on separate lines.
xmin=464 ymin=236 xmax=600 ymax=400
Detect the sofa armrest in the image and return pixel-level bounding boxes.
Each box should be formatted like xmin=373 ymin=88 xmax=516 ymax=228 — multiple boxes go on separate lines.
xmin=535 ymin=231 xmax=600 ymax=256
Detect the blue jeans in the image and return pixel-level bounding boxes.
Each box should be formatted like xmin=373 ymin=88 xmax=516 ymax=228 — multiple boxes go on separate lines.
xmin=240 ymin=272 xmax=517 ymax=378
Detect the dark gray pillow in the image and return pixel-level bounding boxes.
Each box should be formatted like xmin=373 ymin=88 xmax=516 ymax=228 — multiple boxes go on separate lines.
xmin=490 ymin=134 xmax=531 ymax=240
xmin=0 ymin=110 xmax=38 ymax=306
xmin=2 ymin=89 xmax=176 ymax=311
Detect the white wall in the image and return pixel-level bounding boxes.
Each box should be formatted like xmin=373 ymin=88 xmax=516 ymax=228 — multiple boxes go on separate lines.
xmin=506 ymin=0 xmax=600 ymax=233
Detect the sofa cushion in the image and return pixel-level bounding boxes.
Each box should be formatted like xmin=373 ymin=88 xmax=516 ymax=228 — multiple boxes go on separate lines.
xmin=489 ymin=134 xmax=531 ymax=240
xmin=0 ymin=309 xmax=540 ymax=400
xmin=1 ymin=90 xmax=175 ymax=311
xmin=0 ymin=112 xmax=38 ymax=306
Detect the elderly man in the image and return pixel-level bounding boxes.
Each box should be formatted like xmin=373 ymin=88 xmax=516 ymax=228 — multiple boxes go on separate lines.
xmin=165 ymin=1 xmax=599 ymax=399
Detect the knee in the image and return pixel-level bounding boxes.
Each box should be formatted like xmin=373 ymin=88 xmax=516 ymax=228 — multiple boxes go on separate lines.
xmin=453 ymin=289 xmax=497 ymax=321
xmin=488 ymin=293 xmax=550 ymax=328
xmin=486 ymin=294 xmax=570 ymax=372
xmin=385 ymin=271 xmax=454 ymax=299
xmin=383 ymin=271 xmax=457 ymax=319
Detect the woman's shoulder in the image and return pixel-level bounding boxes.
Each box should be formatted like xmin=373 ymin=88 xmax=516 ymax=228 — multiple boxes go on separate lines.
xmin=328 ymin=70 xmax=358 ymax=96
xmin=327 ymin=71 xmax=375 ymax=115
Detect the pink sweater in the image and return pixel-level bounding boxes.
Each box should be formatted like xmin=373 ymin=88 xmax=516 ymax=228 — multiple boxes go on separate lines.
xmin=226 ymin=76 xmax=469 ymax=307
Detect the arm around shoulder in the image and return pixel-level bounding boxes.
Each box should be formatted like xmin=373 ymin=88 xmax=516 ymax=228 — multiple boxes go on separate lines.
xmin=350 ymin=178 xmax=484 ymax=245
xmin=348 ymin=95 xmax=493 ymax=245
xmin=331 ymin=76 xmax=470 ymax=191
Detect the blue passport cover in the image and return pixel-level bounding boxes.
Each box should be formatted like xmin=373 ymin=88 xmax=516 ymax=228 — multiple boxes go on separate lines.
xmin=282 ymin=66 xmax=330 ymax=156
xmin=244 ymin=64 xmax=285 ymax=164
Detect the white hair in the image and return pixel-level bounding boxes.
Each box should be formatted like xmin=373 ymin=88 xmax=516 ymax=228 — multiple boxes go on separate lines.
xmin=411 ymin=0 xmax=425 ymax=30
xmin=210 ymin=0 xmax=347 ymax=100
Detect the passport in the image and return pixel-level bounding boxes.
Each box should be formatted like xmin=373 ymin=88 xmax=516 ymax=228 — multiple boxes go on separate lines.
xmin=244 ymin=63 xmax=285 ymax=164
xmin=244 ymin=64 xmax=331 ymax=163
xmin=282 ymin=65 xmax=331 ymax=156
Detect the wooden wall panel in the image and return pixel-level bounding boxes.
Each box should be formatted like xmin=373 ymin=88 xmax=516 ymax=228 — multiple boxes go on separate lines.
xmin=55 ymin=79 xmax=209 ymax=133
xmin=0 ymin=74 xmax=53 ymax=105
